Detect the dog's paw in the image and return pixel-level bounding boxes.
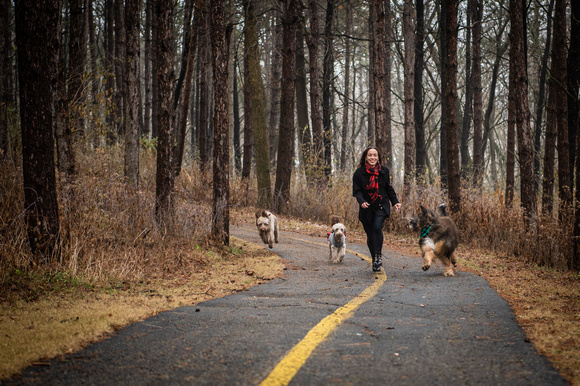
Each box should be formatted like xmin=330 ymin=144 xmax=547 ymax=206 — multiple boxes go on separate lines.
xmin=444 ymin=270 xmax=455 ymax=277
xmin=422 ymin=264 xmax=431 ymax=271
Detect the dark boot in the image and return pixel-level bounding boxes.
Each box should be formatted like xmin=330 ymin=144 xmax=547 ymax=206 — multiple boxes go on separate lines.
xmin=372 ymin=253 xmax=382 ymax=272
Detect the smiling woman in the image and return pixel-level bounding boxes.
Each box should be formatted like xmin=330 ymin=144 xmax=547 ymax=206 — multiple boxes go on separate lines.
xmin=352 ymin=146 xmax=401 ymax=272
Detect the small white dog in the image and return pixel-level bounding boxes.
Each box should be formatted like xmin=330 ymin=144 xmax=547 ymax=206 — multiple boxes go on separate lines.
xmin=255 ymin=209 xmax=279 ymax=249
xmin=327 ymin=216 xmax=346 ymax=263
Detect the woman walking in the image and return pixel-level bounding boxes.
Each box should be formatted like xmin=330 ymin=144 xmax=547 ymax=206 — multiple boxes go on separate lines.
xmin=353 ymin=146 xmax=401 ymax=272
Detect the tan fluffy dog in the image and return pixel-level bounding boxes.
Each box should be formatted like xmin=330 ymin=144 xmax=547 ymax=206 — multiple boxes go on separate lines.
xmin=328 ymin=215 xmax=346 ymax=263
xmin=255 ymin=209 xmax=279 ymax=249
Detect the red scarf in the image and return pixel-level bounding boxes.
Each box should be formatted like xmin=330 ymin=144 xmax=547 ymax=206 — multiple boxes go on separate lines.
xmin=365 ymin=163 xmax=382 ymax=203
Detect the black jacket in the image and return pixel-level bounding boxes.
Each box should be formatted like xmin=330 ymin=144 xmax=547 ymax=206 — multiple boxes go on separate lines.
xmin=353 ymin=164 xmax=399 ymax=224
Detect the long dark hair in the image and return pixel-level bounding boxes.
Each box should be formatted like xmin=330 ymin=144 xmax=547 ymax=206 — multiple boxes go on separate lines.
xmin=358 ymin=146 xmax=382 ymax=168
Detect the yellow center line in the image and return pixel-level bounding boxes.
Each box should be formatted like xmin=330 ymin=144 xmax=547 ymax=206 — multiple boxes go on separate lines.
xmin=260 ymin=237 xmax=386 ymax=386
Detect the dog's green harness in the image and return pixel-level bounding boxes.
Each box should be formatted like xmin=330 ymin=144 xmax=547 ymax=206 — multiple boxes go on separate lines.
xmin=420 ymin=224 xmax=433 ymax=240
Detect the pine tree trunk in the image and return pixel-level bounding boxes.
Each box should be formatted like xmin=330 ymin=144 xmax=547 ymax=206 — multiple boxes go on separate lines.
xmin=510 ymin=0 xmax=537 ymax=225
xmin=414 ymin=0 xmax=425 ymax=179
xmin=443 ymin=0 xmax=460 ymax=213
xmin=124 ymin=0 xmax=141 ymax=188
xmin=307 ymin=0 xmax=323 ymax=178
xmin=154 ymin=0 xmax=175 ymax=229
xmin=241 ymin=49 xmax=254 ymax=181
xmin=15 ymin=0 xmax=63 ymax=260
xmin=340 ymin=2 xmax=351 ymax=171
xmin=295 ymin=17 xmax=311 ymax=170
xmin=553 ymin=0 xmax=570 ymax=218
xmin=274 ymin=0 xmax=299 ymax=214
xmin=322 ymin=0 xmax=334 ymax=179
xmin=243 ymin=0 xmax=271 ymax=207
xmin=403 ymin=0 xmax=415 ymax=192
xmin=210 ymin=0 xmax=230 ymax=245
xmin=472 ymin=0 xmax=483 ymax=184
xmin=372 ymin=0 xmax=387 ymax=163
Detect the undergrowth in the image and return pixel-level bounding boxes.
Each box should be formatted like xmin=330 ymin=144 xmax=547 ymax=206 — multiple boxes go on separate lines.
xmin=1 ymin=146 xmax=577 ymax=300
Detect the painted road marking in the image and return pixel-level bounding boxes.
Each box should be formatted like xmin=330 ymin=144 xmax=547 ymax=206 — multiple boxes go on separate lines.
xmin=260 ymin=237 xmax=386 ymax=386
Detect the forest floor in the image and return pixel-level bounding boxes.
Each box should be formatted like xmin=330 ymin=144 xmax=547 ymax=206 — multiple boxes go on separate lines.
xmin=1 ymin=208 xmax=578 ymax=384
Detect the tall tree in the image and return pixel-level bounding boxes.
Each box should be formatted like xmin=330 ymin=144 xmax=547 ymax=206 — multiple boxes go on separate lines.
xmin=268 ymin=11 xmax=282 ymax=166
xmin=322 ymin=0 xmax=334 ymax=178
xmin=414 ymin=0 xmax=426 ymax=179
xmin=384 ymin=0 xmax=393 ymax=169
xmin=114 ymin=0 xmax=126 ymax=139
xmin=0 ymin=0 xmax=13 ymax=159
xmin=243 ymin=0 xmax=271 ymax=207
xmin=372 ymin=0 xmax=388 ymax=163
xmin=340 ymin=1 xmax=352 ymax=171
xmin=68 ymin=0 xmax=88 ymax=143
xmin=461 ymin=1 xmax=473 ymax=178
xmin=403 ymin=0 xmax=415 ymax=192
xmin=15 ymin=0 xmax=63 ymax=259
xmin=154 ymin=0 xmax=175 ymax=228
xmin=471 ymin=0 xmax=483 ymax=184
xmin=124 ymin=0 xmax=141 ymax=187
xmin=534 ymin=0 xmax=554 ymax=192
xmin=174 ymin=0 xmax=199 ymax=178
xmin=198 ymin=1 xmax=209 ymax=172
xmin=295 ymin=14 xmax=311 ymax=169
xmin=439 ymin=0 xmax=447 ymax=185
xmin=241 ymin=49 xmax=254 ymax=181
xmin=210 ymin=0 xmax=229 ymax=245
xmin=274 ymin=0 xmax=299 ymax=214
xmin=568 ymin=0 xmax=580 ymax=195
xmin=443 ymin=0 xmax=460 ymax=213
xmin=553 ymin=0 xmax=570 ymax=218
xmin=143 ymin=0 xmax=153 ymax=138
xmin=506 ymin=56 xmax=516 ymax=208
xmin=308 ymin=0 xmax=323 ymax=178
xmin=510 ymin=0 xmax=537 ymax=224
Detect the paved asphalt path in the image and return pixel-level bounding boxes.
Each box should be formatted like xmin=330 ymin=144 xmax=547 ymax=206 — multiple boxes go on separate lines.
xmin=6 ymin=225 xmax=567 ymax=385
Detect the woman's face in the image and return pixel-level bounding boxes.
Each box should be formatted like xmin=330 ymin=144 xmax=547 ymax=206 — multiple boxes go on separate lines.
xmin=366 ymin=149 xmax=379 ymax=166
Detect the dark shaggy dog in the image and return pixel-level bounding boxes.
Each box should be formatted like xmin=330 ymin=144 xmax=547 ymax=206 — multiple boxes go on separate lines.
xmin=409 ymin=204 xmax=459 ymax=276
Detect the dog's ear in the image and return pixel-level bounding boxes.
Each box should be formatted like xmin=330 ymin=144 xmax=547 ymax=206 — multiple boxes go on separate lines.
xmin=420 ymin=205 xmax=428 ymax=215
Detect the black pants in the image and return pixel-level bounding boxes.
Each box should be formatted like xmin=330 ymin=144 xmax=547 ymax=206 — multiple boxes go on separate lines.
xmin=362 ymin=208 xmax=387 ymax=258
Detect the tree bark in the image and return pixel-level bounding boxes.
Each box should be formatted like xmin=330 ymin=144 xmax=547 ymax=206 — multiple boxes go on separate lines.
xmin=143 ymin=0 xmax=152 ymax=139
xmin=414 ymin=0 xmax=425 ymax=179
xmin=198 ymin=0 xmax=209 ymax=172
xmin=154 ymin=0 xmax=175 ymax=229
xmin=174 ymin=0 xmax=200 ymax=178
xmin=243 ymin=0 xmax=271 ymax=207
xmin=241 ymin=48 xmax=254 ymax=181
xmin=403 ymin=0 xmax=415 ymax=192
xmin=295 ymin=17 xmax=311 ymax=170
xmin=0 ymin=0 xmax=13 ymax=159
xmin=372 ymin=0 xmax=387 ymax=164
xmin=461 ymin=0 xmax=472 ymax=179
xmin=472 ymin=0 xmax=483 ymax=185
xmin=268 ymin=12 xmax=282 ymax=167
xmin=68 ymin=0 xmax=88 ymax=143
xmin=210 ymin=0 xmax=230 ymax=245
xmin=553 ymin=0 xmax=570 ymax=218
xmin=307 ymin=0 xmax=323 ymax=178
xmin=274 ymin=0 xmax=299 ymax=214
xmin=506 ymin=56 xmax=516 ymax=208
xmin=114 ymin=0 xmax=126 ymax=139
xmin=15 ymin=0 xmax=63 ymax=260
xmin=443 ymin=0 xmax=460 ymax=213
xmin=322 ymin=0 xmax=334 ymax=179
xmin=510 ymin=0 xmax=537 ymax=225
xmin=124 ymin=0 xmax=141 ymax=188
xmin=340 ymin=2 xmax=351 ymax=171
xmin=568 ymin=0 xmax=580 ymax=201
xmin=384 ymin=0 xmax=393 ymax=170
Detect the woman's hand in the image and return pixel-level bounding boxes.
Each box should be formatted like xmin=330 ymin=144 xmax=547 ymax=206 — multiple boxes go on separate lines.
xmin=394 ymin=203 xmax=402 ymax=211
xmin=361 ymin=202 xmax=370 ymax=209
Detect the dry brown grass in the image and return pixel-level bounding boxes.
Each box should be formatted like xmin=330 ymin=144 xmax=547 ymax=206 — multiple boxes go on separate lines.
xmin=1 ymin=151 xmax=578 ymax=384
